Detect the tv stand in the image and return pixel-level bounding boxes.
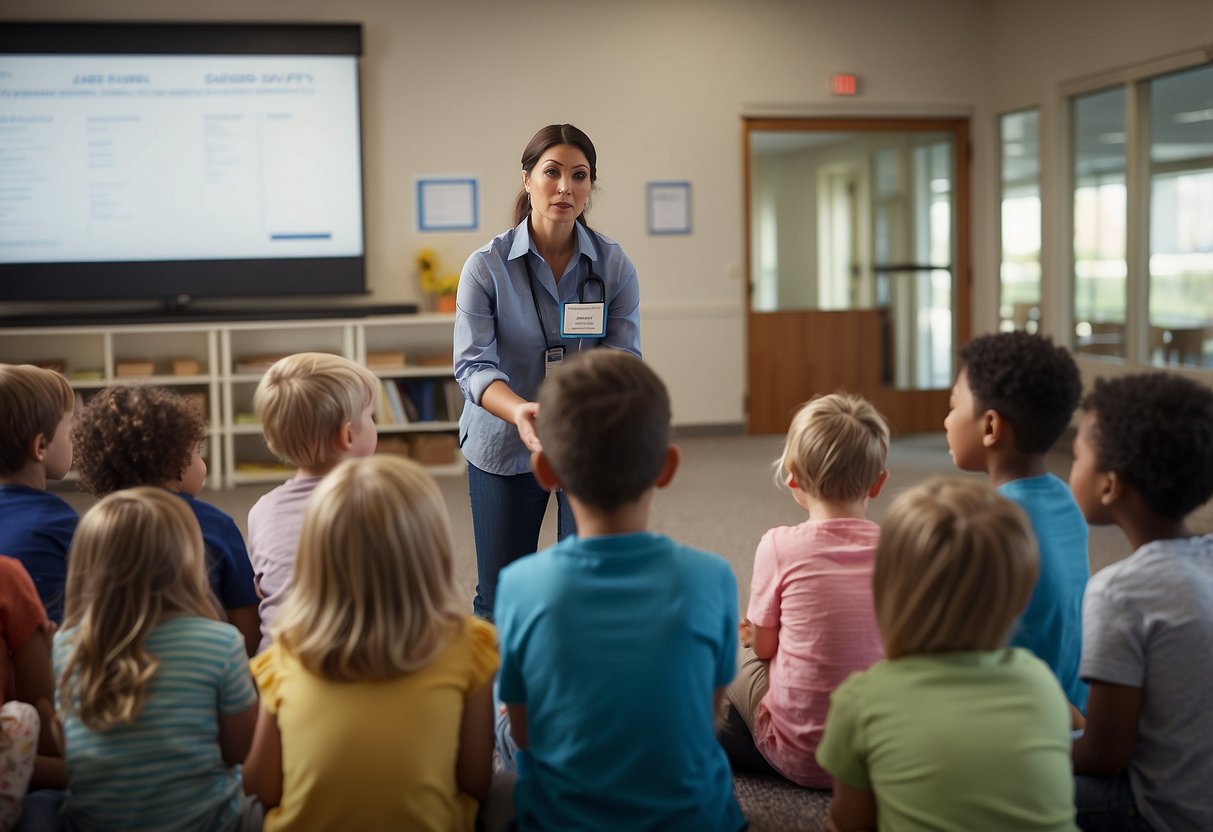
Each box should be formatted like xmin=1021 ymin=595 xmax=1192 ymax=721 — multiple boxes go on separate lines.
xmin=1 ymin=303 xmax=421 ymax=328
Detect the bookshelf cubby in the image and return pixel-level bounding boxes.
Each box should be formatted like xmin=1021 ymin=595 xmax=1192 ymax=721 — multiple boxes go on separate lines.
xmin=0 ymin=313 xmax=462 ymax=488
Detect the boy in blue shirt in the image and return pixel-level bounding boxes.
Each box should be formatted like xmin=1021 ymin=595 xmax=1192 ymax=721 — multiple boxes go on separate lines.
xmin=72 ymin=386 xmax=260 ymax=655
xmin=944 ymin=331 xmax=1089 ymax=710
xmin=0 ymin=364 xmax=78 ymax=622
xmin=495 ymin=350 xmax=744 ymax=831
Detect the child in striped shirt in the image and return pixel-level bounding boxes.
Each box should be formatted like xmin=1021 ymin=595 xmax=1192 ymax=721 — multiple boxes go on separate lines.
xmin=54 ymin=488 xmax=259 ymax=831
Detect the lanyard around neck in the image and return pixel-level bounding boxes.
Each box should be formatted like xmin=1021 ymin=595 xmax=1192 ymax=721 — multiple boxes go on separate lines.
xmin=521 ymin=228 xmax=604 ymax=350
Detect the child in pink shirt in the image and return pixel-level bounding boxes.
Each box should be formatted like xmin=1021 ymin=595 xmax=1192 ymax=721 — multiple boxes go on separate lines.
xmin=723 ymin=393 xmax=890 ymax=788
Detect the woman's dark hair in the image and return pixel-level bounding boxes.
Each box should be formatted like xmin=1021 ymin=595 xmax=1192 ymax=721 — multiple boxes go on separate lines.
xmin=513 ymin=124 xmax=597 ymax=227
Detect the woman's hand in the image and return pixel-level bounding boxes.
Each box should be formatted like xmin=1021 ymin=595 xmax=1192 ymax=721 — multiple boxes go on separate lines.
xmin=513 ymin=402 xmax=542 ymax=452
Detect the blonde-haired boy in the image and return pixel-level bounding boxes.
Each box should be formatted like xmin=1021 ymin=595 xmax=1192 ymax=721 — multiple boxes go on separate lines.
xmin=722 ymin=393 xmax=889 ymax=788
xmin=818 ymin=477 xmax=1077 ymax=831
xmin=247 ymin=353 xmax=379 ymax=652
xmin=0 ymin=364 xmax=77 ymax=622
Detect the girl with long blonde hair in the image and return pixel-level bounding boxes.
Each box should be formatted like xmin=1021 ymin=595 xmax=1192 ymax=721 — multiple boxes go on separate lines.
xmin=55 ymin=488 xmax=259 ymax=831
xmin=243 ymin=455 xmax=498 ymax=831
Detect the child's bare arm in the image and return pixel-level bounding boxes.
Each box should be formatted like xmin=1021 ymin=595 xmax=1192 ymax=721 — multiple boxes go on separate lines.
xmin=219 ymin=701 xmax=258 ymax=768
xmin=827 ymin=778 xmax=878 ymax=832
xmin=242 ymin=703 xmax=283 ymax=807
xmin=505 ymin=703 xmax=529 ymax=751
xmin=456 ymin=680 xmax=494 ymax=801
xmin=751 ymin=623 xmax=779 ymax=660
xmin=1072 ymin=680 xmax=1143 ymax=776
xmin=227 ymin=605 xmax=261 ymax=657
xmin=12 ymin=624 xmax=56 ymax=754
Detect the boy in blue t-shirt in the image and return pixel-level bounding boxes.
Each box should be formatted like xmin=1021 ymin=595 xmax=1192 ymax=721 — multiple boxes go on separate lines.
xmin=0 ymin=364 xmax=78 ymax=622
xmin=944 ymin=331 xmax=1089 ymax=710
xmin=495 ymin=350 xmax=744 ymax=831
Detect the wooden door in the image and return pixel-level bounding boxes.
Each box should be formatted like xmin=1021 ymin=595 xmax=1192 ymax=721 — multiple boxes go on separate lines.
xmin=745 ymin=118 xmax=970 ymax=435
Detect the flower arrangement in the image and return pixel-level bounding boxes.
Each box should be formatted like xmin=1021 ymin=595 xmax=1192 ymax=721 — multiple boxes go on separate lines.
xmin=416 ymin=248 xmax=459 ymax=296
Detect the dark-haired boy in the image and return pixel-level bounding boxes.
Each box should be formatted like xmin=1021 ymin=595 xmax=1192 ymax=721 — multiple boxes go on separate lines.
xmin=0 ymin=364 xmax=78 ymax=622
xmin=1068 ymin=372 xmax=1213 ymax=832
xmin=945 ymin=332 xmax=1089 ymax=710
xmin=494 ymin=350 xmax=744 ymax=831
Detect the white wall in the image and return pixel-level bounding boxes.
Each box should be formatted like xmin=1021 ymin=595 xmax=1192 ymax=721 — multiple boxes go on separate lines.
xmin=6 ymin=0 xmax=1207 ymax=425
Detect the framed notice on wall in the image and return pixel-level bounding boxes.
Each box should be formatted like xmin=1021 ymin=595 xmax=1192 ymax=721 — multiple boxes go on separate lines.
xmin=417 ymin=177 xmax=478 ymax=232
xmin=647 ymin=181 xmax=692 ymax=235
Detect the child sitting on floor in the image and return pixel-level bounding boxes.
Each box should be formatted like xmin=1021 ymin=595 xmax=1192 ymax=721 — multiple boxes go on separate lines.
xmin=0 ymin=364 xmax=77 ymax=623
xmin=495 ymin=350 xmax=744 ymax=831
xmin=247 ymin=353 xmax=379 ymax=653
xmin=55 ymin=488 xmax=259 ymax=831
xmin=945 ymin=331 xmax=1089 ymax=710
xmin=1068 ymin=372 xmax=1213 ymax=831
xmin=721 ymin=393 xmax=889 ymax=788
xmin=244 ymin=455 xmax=498 ymax=831
xmin=817 ymin=476 xmax=1077 ymax=831
xmin=72 ymin=386 xmax=260 ymax=655
xmin=0 ymin=556 xmax=60 ymax=828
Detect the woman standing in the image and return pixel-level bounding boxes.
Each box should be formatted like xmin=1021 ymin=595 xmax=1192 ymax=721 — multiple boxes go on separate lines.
xmin=454 ymin=124 xmax=641 ymax=619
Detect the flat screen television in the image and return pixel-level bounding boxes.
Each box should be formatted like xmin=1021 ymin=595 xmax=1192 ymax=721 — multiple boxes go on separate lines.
xmin=0 ymin=22 xmax=366 ymax=306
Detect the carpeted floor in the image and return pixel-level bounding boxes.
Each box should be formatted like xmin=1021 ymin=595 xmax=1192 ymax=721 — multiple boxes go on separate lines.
xmin=734 ymin=772 xmax=831 ymax=830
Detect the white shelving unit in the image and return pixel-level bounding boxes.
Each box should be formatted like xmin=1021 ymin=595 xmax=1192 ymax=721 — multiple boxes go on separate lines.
xmin=0 ymin=313 xmax=461 ymax=488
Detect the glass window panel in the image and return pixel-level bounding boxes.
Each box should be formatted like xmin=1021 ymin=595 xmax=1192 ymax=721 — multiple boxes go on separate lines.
xmin=999 ymin=109 xmax=1041 ymax=333
xmin=1073 ymin=87 xmax=1127 ymax=358
xmin=1148 ymin=63 xmax=1213 ymax=368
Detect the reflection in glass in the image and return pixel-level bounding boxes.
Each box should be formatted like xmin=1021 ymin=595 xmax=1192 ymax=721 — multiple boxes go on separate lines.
xmin=1149 ymin=63 xmax=1213 ymax=368
xmin=999 ymin=109 xmax=1041 ymax=333
xmin=749 ymin=130 xmax=954 ymax=389
xmin=1073 ymin=87 xmax=1127 ymax=358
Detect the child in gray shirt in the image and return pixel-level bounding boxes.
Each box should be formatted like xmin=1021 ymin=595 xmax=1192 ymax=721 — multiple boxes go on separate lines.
xmin=1068 ymin=372 xmax=1213 ymax=832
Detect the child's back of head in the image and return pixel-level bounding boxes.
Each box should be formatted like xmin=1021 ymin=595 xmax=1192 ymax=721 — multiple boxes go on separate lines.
xmin=778 ymin=393 xmax=889 ymax=500
xmin=253 ymin=352 xmax=379 ymax=473
xmin=535 ymin=349 xmax=670 ymax=511
xmin=59 ymin=487 xmax=216 ymax=730
xmin=274 ymin=455 xmax=461 ymax=681
xmin=1077 ymin=372 xmax=1213 ymax=521
xmin=72 ymin=386 xmax=206 ymax=496
xmin=954 ymin=332 xmax=1081 ymax=456
xmin=0 ymin=364 xmax=74 ymax=481
xmin=817 ymin=476 xmax=1077 ymax=832
xmin=875 ymin=476 xmax=1038 ymax=659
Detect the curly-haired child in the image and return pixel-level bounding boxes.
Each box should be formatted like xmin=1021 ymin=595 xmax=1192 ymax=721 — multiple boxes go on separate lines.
xmin=72 ymin=386 xmax=260 ymax=655
xmin=1069 ymin=373 xmax=1213 ymax=831
xmin=721 ymin=393 xmax=888 ymax=788
xmin=247 ymin=353 xmax=379 ymax=653
xmin=55 ymin=488 xmax=259 ymax=830
xmin=945 ymin=331 xmax=1089 ymax=710
xmin=0 ymin=364 xmax=77 ymax=623
xmin=244 ymin=456 xmax=500 ymax=830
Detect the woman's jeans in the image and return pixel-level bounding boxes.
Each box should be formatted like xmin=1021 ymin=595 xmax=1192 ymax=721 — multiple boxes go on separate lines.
xmin=468 ymin=463 xmax=575 ymax=620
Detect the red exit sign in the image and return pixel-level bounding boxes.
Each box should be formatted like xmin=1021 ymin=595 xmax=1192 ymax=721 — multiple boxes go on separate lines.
xmin=831 ymin=73 xmax=859 ymax=96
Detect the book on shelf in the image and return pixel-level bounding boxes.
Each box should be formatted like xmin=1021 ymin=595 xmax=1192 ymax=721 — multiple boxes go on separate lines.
xmin=234 ymin=412 xmax=261 ymax=426
xmin=375 ymin=380 xmax=395 ymax=426
xmin=384 ymin=380 xmax=408 ymax=424
xmin=401 ymin=379 xmax=436 ymax=422
xmin=442 ymin=379 xmax=465 ymax=422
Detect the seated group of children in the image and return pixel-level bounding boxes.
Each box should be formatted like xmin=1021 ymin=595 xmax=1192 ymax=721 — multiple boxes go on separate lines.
xmin=0 ymin=332 xmax=1209 ymax=832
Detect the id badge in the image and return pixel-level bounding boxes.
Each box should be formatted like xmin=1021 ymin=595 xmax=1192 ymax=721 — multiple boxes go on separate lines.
xmin=560 ymin=302 xmax=607 ymax=338
xmin=543 ymin=346 xmax=566 ymax=378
